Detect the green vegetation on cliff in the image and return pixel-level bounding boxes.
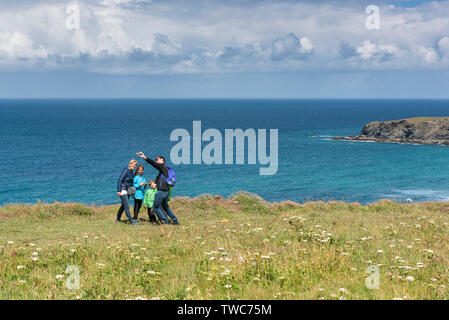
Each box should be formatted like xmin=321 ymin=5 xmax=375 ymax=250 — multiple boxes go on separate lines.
xmin=1 ymin=193 xmax=448 ymax=300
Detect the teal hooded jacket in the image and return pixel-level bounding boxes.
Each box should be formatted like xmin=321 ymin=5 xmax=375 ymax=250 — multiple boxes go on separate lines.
xmin=133 ymin=175 xmax=147 ymax=200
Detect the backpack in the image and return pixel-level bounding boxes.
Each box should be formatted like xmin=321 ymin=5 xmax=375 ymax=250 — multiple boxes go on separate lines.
xmin=161 ymin=166 xmax=177 ymax=187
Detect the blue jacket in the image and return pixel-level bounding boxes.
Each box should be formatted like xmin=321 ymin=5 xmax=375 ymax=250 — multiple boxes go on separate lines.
xmin=117 ymin=168 xmax=134 ymax=192
xmin=133 ymin=175 xmax=147 ymax=200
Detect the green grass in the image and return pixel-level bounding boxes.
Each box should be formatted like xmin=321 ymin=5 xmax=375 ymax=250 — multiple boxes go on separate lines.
xmin=1 ymin=194 xmax=448 ymax=300
xmin=370 ymin=117 xmax=449 ymax=124
xmin=404 ymin=117 xmax=449 ymax=123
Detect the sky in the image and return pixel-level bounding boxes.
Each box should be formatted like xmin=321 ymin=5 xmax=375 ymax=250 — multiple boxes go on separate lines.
xmin=0 ymin=0 xmax=448 ymax=98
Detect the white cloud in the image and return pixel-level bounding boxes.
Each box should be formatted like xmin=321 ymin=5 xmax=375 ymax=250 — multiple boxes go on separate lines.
xmin=270 ymin=33 xmax=314 ymax=60
xmin=356 ymin=41 xmax=399 ymax=61
xmin=151 ymin=33 xmax=182 ymax=56
xmin=0 ymin=32 xmax=48 ymax=59
xmin=438 ymin=36 xmax=449 ymax=57
xmin=0 ymin=0 xmax=448 ymax=74
xmin=413 ymin=45 xmax=439 ymax=64
xmin=0 ymin=31 xmax=49 ymax=71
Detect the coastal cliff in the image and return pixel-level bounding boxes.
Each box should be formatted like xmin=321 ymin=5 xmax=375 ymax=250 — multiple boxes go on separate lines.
xmin=2 ymin=194 xmax=449 ymax=299
xmin=333 ymin=117 xmax=449 ymax=145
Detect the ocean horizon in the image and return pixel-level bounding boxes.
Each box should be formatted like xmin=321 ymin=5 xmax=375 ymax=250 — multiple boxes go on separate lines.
xmin=2 ymin=98 xmax=449 ymax=206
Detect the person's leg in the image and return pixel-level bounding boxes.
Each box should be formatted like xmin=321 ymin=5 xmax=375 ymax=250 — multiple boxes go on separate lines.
xmin=133 ymin=200 xmax=138 ymax=220
xmin=133 ymin=199 xmax=142 ymax=220
xmin=120 ymin=195 xmax=136 ymax=224
xmin=161 ymin=194 xmax=179 ymax=224
xmin=152 ymin=191 xmax=169 ymax=224
xmin=116 ymin=204 xmax=124 ymax=221
xmin=137 ymin=199 xmax=143 ymax=217
xmin=148 ymin=208 xmax=157 ymax=223
xmin=147 ymin=207 xmax=152 ymax=222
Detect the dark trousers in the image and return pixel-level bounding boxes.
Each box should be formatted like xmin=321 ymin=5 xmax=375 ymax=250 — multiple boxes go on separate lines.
xmin=147 ymin=207 xmax=158 ymax=223
xmin=117 ymin=194 xmax=132 ymax=221
xmin=153 ymin=189 xmax=178 ymax=224
xmin=133 ymin=199 xmax=143 ymax=219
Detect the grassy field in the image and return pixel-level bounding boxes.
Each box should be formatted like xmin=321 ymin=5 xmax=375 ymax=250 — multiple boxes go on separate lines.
xmin=1 ymin=192 xmax=448 ymax=300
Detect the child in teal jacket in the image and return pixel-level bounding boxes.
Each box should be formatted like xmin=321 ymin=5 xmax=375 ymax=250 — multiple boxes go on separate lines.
xmin=133 ymin=165 xmax=148 ymax=220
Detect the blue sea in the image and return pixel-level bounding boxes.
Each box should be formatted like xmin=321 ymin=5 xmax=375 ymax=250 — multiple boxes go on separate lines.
xmin=2 ymin=99 xmax=449 ymax=205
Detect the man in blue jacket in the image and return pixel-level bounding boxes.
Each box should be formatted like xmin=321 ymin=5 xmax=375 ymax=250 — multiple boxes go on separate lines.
xmin=137 ymin=152 xmax=179 ymax=225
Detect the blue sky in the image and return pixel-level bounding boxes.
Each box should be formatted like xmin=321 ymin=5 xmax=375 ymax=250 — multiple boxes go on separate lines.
xmin=0 ymin=0 xmax=448 ymax=98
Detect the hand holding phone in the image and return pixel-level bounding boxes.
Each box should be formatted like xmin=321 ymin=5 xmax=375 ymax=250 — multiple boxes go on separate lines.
xmin=136 ymin=152 xmax=146 ymax=159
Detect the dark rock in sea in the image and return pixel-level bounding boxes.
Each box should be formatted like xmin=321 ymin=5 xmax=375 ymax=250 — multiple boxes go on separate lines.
xmin=333 ymin=117 xmax=449 ymax=145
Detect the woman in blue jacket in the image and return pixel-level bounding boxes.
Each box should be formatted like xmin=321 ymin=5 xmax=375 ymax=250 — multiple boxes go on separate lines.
xmin=116 ymin=159 xmax=138 ymax=225
xmin=132 ymin=164 xmax=148 ymax=220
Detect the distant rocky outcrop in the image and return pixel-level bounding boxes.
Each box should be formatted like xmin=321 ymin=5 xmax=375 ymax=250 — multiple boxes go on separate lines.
xmin=333 ymin=117 xmax=449 ymax=145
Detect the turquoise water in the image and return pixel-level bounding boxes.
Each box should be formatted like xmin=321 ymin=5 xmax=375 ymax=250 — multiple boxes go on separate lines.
xmin=1 ymin=99 xmax=449 ymax=205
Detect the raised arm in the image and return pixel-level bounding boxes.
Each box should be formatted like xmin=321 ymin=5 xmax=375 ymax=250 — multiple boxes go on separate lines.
xmin=137 ymin=152 xmax=164 ymax=173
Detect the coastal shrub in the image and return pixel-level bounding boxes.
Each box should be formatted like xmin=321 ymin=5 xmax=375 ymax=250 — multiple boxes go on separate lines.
xmin=68 ymin=204 xmax=93 ymax=216
xmin=230 ymin=191 xmax=275 ymax=215
xmin=0 ymin=203 xmax=94 ymax=219
xmin=31 ymin=203 xmax=93 ymax=218
xmin=273 ymin=200 xmax=302 ymax=212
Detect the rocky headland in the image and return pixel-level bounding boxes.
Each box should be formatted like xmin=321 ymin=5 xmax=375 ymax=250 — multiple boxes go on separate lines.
xmin=333 ymin=117 xmax=449 ymax=145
